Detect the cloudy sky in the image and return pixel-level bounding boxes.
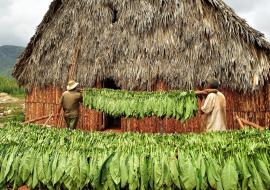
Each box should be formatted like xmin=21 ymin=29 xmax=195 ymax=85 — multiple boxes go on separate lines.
xmin=0 ymin=0 xmax=270 ymax=46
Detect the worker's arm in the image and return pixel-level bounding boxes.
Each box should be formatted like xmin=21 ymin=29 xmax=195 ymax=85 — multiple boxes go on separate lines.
xmin=80 ymin=88 xmax=85 ymax=104
xmin=195 ymin=89 xmax=218 ymax=96
xmin=78 ymin=89 xmax=83 ymax=103
xmin=201 ymin=93 xmax=215 ymax=114
xmin=57 ymin=95 xmax=63 ymax=116
xmin=78 ymin=88 xmax=84 ymax=93
xmin=204 ymin=89 xmax=218 ymax=93
xmin=195 ymin=91 xmax=208 ymax=95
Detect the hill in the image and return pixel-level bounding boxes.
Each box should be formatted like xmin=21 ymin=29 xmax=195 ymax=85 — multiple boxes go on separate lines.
xmin=0 ymin=45 xmax=24 ymax=77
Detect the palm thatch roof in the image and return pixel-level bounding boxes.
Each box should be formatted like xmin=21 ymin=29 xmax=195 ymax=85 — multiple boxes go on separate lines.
xmin=13 ymin=0 xmax=270 ymax=92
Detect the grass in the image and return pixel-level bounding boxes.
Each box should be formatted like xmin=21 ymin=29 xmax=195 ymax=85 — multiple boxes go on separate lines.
xmin=0 ymin=76 xmax=25 ymax=97
xmin=0 ymin=102 xmax=25 ymax=124
xmin=0 ymin=112 xmax=24 ymax=123
xmin=0 ymin=76 xmax=25 ymax=124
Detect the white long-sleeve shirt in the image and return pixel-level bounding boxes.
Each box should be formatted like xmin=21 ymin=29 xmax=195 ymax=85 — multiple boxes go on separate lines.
xmin=201 ymin=92 xmax=227 ymax=132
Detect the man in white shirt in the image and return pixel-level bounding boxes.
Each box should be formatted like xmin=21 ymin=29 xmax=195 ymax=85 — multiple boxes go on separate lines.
xmin=200 ymin=79 xmax=227 ymax=132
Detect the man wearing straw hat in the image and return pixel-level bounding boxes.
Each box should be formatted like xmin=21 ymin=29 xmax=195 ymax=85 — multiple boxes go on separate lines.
xmin=57 ymin=80 xmax=82 ymax=130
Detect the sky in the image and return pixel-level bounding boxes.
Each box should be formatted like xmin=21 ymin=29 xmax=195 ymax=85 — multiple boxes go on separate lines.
xmin=0 ymin=0 xmax=270 ymax=47
xmin=0 ymin=0 xmax=51 ymax=46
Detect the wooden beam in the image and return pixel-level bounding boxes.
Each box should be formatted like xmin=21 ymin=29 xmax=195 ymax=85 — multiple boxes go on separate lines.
xmin=23 ymin=114 xmax=59 ymax=124
xmin=235 ymin=115 xmax=245 ymax=129
xmin=239 ymin=117 xmax=265 ymax=131
xmin=43 ymin=114 xmax=54 ymax=127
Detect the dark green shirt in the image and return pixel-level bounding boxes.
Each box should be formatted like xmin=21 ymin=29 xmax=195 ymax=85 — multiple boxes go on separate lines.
xmin=59 ymin=90 xmax=82 ymax=118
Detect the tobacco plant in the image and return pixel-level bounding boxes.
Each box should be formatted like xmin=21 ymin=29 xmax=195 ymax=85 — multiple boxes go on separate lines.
xmin=83 ymin=88 xmax=198 ymax=121
xmin=0 ymin=122 xmax=269 ymax=190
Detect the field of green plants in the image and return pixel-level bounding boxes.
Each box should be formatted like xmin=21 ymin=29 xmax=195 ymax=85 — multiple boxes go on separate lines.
xmin=0 ymin=76 xmax=25 ymax=124
xmin=0 ymin=122 xmax=269 ymax=190
xmin=0 ymin=76 xmax=24 ymax=97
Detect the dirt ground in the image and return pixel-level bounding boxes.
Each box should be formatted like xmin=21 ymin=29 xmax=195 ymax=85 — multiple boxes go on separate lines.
xmin=0 ymin=92 xmax=25 ymax=126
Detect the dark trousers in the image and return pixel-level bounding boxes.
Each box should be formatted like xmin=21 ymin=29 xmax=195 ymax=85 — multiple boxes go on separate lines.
xmin=64 ymin=117 xmax=79 ymax=130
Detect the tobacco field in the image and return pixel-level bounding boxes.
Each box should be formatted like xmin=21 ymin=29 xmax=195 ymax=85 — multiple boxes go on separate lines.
xmin=0 ymin=122 xmax=269 ymax=190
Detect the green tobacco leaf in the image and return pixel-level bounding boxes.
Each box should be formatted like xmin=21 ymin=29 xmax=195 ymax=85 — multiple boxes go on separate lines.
xmin=221 ymin=158 xmax=238 ymax=190
xmin=179 ymin=154 xmax=197 ymax=190
xmin=31 ymin=157 xmax=39 ymax=189
xmin=43 ymin=152 xmax=52 ymax=185
xmin=52 ymin=153 xmax=66 ymax=185
xmin=241 ymin=158 xmax=251 ymax=190
xmin=120 ymin=153 xmax=129 ymax=188
xmin=0 ymin=153 xmax=9 ymax=183
xmin=250 ymin=160 xmax=266 ymax=190
xmin=148 ymin=155 xmax=154 ymax=189
xmin=207 ymin=161 xmax=217 ymax=189
xmin=128 ymin=153 xmax=139 ymax=190
xmin=109 ymin=152 xmax=121 ymax=185
xmin=195 ymin=155 xmax=208 ymax=190
xmin=51 ymin=153 xmax=59 ymax=180
xmin=79 ymin=154 xmax=89 ymax=188
xmin=89 ymin=155 xmax=99 ymax=187
xmin=95 ymin=152 xmax=114 ymax=188
xmin=153 ymin=155 xmax=162 ymax=189
xmin=3 ymin=148 xmax=17 ymax=180
xmin=36 ymin=152 xmax=46 ymax=185
xmin=163 ymin=156 xmax=172 ymax=187
xmin=18 ymin=151 xmax=35 ymax=183
xmin=140 ymin=154 xmax=149 ymax=190
xmin=169 ymin=157 xmax=181 ymax=188
xmin=256 ymin=159 xmax=270 ymax=189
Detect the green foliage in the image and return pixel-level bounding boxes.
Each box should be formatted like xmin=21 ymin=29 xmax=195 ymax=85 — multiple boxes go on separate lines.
xmin=0 ymin=123 xmax=270 ymax=190
xmin=83 ymin=88 xmax=198 ymax=121
xmin=0 ymin=45 xmax=24 ymax=77
xmin=3 ymin=112 xmax=25 ymax=123
xmin=0 ymin=76 xmax=25 ymax=97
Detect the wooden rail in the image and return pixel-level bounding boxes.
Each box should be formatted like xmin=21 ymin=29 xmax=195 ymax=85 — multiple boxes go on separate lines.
xmin=23 ymin=114 xmax=59 ymax=124
xmin=235 ymin=115 xmax=264 ymax=131
xmin=239 ymin=117 xmax=264 ymax=131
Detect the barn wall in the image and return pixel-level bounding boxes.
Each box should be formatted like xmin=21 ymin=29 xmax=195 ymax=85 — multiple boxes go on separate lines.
xmin=25 ymin=83 xmax=270 ymax=133
xmin=121 ymin=82 xmax=270 ymax=133
xmin=25 ymin=86 xmax=103 ymax=131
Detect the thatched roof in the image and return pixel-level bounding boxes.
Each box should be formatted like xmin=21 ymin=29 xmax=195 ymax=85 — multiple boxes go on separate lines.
xmin=13 ymin=0 xmax=270 ymax=92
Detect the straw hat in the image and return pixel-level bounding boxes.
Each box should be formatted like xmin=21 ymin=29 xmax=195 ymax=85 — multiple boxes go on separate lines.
xmin=67 ymin=80 xmax=79 ymax=91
